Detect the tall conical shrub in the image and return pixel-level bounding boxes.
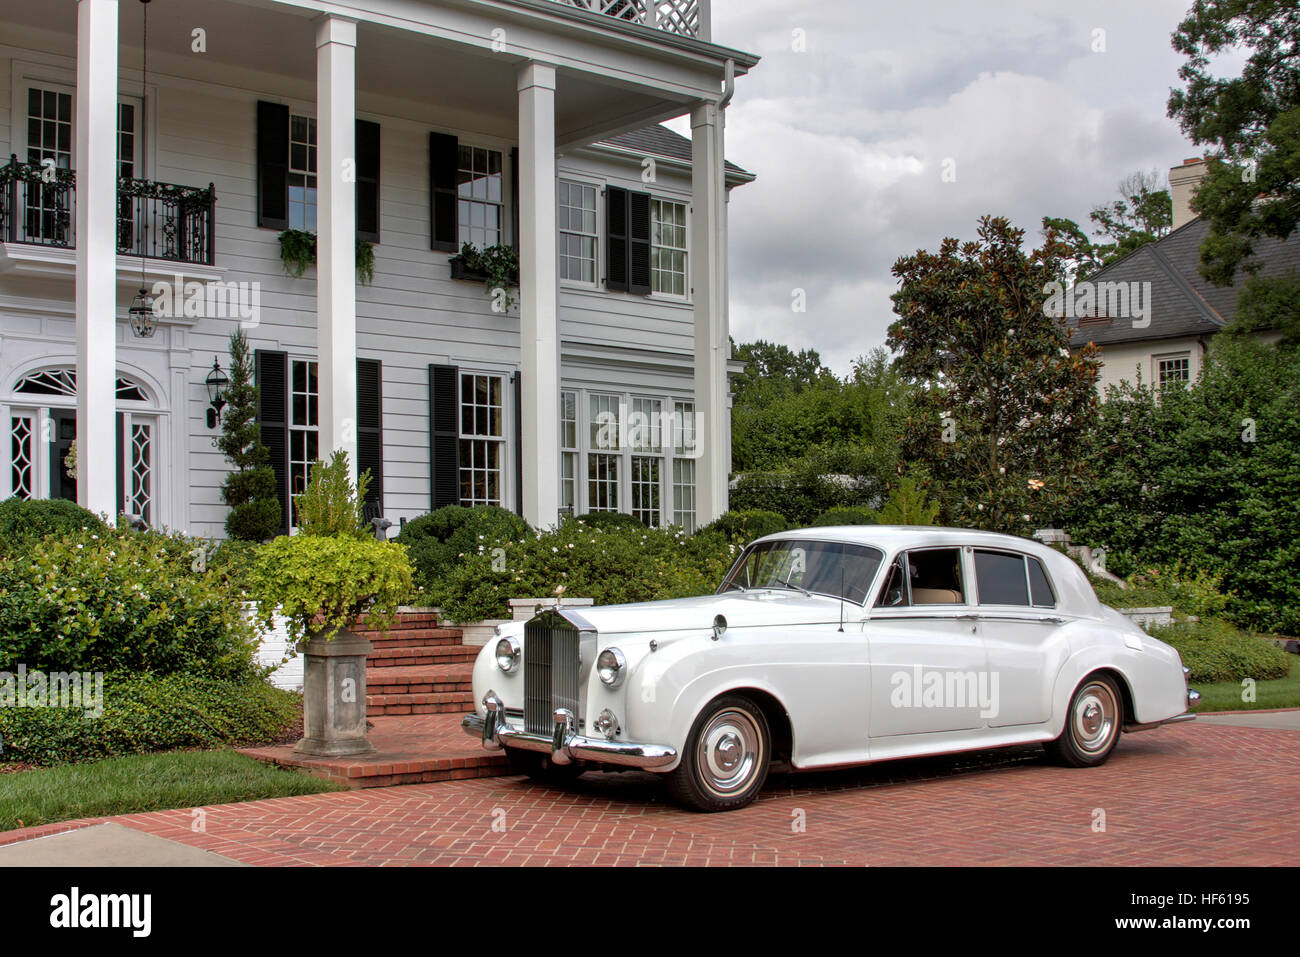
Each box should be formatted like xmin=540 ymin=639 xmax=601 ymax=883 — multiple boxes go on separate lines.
xmin=219 ymin=330 xmax=281 ymax=541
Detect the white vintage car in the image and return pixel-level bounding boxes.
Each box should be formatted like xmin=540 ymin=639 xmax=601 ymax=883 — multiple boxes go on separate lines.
xmin=462 ymin=526 xmax=1199 ymax=811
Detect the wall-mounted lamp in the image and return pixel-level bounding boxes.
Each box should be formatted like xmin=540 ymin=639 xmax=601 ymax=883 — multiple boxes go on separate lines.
xmin=205 ymin=357 xmax=229 ymax=428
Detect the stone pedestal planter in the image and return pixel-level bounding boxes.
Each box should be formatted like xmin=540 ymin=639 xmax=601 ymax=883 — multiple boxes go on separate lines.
xmin=295 ymin=628 xmax=375 ymax=757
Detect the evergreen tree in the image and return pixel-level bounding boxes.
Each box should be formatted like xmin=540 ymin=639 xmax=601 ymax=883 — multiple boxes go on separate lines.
xmin=219 ymin=330 xmax=282 ymax=541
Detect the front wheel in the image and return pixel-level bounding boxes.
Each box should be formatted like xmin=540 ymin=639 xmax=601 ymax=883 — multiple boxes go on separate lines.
xmin=1046 ymin=674 xmax=1124 ymax=767
xmin=667 ymin=695 xmax=771 ymax=812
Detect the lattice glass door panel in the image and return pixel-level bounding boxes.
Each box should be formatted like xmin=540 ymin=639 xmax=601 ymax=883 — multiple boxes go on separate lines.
xmin=129 ymin=421 xmax=153 ymax=523
xmin=10 ymin=414 xmax=35 ymax=500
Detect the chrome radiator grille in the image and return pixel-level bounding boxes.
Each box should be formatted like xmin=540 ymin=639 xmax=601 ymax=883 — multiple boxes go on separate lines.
xmin=523 ymin=616 xmax=581 ymax=734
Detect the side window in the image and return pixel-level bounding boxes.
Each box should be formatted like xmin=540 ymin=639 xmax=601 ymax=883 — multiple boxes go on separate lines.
xmin=907 ymin=548 xmax=965 ymax=604
xmin=875 ymin=556 xmax=908 ymax=607
xmin=1028 ymin=557 xmax=1057 ymax=608
xmin=974 ymin=550 xmax=1031 ymax=606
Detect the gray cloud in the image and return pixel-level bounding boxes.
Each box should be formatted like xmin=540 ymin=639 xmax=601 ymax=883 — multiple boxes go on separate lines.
xmin=706 ymin=0 xmax=1201 ymax=373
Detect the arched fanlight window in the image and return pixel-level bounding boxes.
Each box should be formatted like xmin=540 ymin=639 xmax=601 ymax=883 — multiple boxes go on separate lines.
xmin=12 ymin=368 xmax=149 ymax=402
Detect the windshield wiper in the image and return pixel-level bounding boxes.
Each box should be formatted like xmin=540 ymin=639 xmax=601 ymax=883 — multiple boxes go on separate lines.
xmin=721 ymin=580 xmax=748 ymax=593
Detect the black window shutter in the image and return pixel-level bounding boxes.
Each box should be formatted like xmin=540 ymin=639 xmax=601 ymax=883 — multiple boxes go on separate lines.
xmin=606 ymin=186 xmax=629 ymax=291
xmin=509 ymin=146 xmax=520 ymax=253
xmin=356 ymin=358 xmax=383 ymax=512
xmin=428 ymin=364 xmax=460 ymax=510
xmin=512 ymin=370 xmax=523 ymax=517
xmin=628 ymin=190 xmax=652 ymax=295
xmin=429 ymin=132 xmax=459 ymax=252
xmin=256 ymin=101 xmax=289 ymax=230
xmin=255 ymin=349 xmax=290 ymax=535
xmin=356 ymin=119 xmax=381 ymax=243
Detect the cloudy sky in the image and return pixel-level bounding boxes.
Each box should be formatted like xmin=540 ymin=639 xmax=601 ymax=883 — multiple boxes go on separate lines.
xmin=676 ymin=0 xmax=1209 ymax=375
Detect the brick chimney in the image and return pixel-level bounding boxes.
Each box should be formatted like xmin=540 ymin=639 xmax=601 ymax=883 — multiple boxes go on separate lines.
xmin=1169 ymin=157 xmax=1207 ymax=230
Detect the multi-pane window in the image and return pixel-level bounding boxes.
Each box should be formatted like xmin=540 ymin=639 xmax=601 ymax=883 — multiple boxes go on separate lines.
xmin=288 ymin=114 xmax=318 ymax=231
xmin=457 ymin=145 xmax=503 ymax=248
xmin=587 ymin=453 xmax=619 ymax=513
xmin=630 ymin=456 xmax=661 ymax=526
xmin=672 ymin=459 xmax=696 ymax=531
xmin=289 ymin=359 xmax=319 ymax=526
xmin=117 ymin=103 xmax=137 ymax=251
xmin=560 ymin=391 xmax=578 ymax=519
xmin=651 ymin=198 xmax=688 ymax=295
xmin=26 ymin=88 xmax=72 ymax=244
xmin=559 ymin=181 xmax=597 ymax=282
xmin=672 ymin=399 xmax=697 ymax=531
xmin=459 ymin=373 xmax=504 ymax=506
xmin=589 ymin=393 xmax=620 ymax=453
xmin=1157 ymin=354 xmax=1190 ymax=387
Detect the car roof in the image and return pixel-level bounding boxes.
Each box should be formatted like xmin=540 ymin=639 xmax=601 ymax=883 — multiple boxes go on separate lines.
xmin=754 ymin=525 xmax=1052 ymax=554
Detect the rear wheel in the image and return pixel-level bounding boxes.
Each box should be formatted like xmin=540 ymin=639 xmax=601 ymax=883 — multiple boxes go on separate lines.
xmin=667 ymin=695 xmax=771 ymax=812
xmin=505 ymin=748 xmax=585 ymax=787
xmin=1046 ymin=674 xmax=1124 ymax=767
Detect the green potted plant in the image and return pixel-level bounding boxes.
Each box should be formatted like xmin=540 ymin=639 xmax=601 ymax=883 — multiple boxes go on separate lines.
xmin=449 ymin=241 xmax=519 ymax=309
xmin=251 ymin=450 xmax=412 ymax=756
xmin=278 ymin=229 xmax=375 ymax=285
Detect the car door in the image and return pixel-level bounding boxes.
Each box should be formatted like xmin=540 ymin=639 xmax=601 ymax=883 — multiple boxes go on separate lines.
xmin=865 ymin=547 xmax=991 ymax=737
xmin=969 ymin=547 xmax=1073 ymax=728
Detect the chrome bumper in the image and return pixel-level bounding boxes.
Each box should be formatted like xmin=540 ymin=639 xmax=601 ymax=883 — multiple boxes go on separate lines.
xmin=461 ymin=694 xmax=677 ymax=770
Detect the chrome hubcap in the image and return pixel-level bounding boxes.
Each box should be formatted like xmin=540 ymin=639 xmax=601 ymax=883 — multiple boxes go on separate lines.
xmin=1072 ymin=682 xmax=1118 ymax=753
xmin=698 ymin=710 xmax=762 ymax=797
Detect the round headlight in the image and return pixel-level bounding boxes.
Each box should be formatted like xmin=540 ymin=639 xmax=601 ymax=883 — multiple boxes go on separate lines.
xmin=596 ymin=647 xmax=626 ymax=688
xmin=495 ymin=636 xmax=521 ymax=674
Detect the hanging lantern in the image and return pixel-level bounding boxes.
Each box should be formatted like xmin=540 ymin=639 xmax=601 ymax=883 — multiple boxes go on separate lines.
xmin=128 ymin=287 xmax=157 ymax=338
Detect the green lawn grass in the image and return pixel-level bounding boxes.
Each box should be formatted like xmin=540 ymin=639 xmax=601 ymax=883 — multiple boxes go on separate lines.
xmin=0 ymin=749 xmax=345 ymax=832
xmin=1191 ymin=659 xmax=1300 ymax=712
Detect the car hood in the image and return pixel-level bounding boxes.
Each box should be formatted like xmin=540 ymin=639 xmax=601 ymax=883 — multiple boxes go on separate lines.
xmin=557 ymin=590 xmax=844 ymax=636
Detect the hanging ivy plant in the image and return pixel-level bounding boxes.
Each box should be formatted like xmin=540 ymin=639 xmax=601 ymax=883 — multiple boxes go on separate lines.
xmin=449 ymin=242 xmax=520 ymax=310
xmin=277 ymin=230 xmax=375 ymax=286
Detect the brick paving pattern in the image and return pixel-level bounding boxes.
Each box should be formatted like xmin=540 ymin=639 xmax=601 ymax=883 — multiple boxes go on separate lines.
xmin=8 ymin=722 xmax=1296 ymax=866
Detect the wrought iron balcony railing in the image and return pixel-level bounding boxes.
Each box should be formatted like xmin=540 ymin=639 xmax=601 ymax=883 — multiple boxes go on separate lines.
xmin=0 ymin=155 xmax=217 ymax=266
xmin=549 ymin=0 xmax=706 ymax=39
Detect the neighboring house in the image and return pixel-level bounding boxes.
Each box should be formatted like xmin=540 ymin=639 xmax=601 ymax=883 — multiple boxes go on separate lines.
xmin=0 ymin=0 xmax=757 ymax=537
xmin=1070 ymin=156 xmax=1299 ymax=395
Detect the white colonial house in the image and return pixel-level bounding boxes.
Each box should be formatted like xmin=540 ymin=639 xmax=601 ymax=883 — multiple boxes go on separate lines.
xmin=0 ymin=0 xmax=756 ymax=538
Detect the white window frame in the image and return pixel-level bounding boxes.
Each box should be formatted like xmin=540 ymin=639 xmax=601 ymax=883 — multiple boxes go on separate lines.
xmin=650 ymin=196 xmax=689 ymax=299
xmin=558 ymin=177 xmax=600 ymax=287
xmin=288 ymin=357 xmax=320 ymax=529
xmin=1154 ymin=351 xmax=1191 ymax=388
xmin=457 ymin=144 xmax=506 ymax=250
xmin=458 ymin=371 xmax=508 ymax=507
xmin=287 ymin=112 xmax=319 ymax=232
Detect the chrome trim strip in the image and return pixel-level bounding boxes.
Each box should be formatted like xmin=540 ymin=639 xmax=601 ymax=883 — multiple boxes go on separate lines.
xmin=461 ymin=709 xmax=677 ymax=770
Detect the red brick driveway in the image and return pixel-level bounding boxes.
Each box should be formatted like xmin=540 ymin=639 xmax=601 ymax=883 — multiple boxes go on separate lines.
xmin=5 ymin=722 xmax=1296 ymax=865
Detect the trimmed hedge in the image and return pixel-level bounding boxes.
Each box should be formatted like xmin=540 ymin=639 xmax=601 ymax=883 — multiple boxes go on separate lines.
xmin=575 ymin=512 xmax=647 ymax=531
xmin=0 ymin=673 xmax=301 ymax=766
xmin=699 ymin=509 xmax=790 ymax=543
xmin=0 ymin=526 xmax=259 ymax=680
xmin=396 ymin=505 xmax=533 ymax=593
xmin=0 ymin=497 xmax=105 ymax=549
xmin=812 ymin=507 xmax=878 ymax=526
xmin=1149 ymin=619 xmax=1291 ymax=684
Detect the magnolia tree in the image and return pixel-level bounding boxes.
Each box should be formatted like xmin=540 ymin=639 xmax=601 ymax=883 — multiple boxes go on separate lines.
xmin=886 ymin=216 xmax=1101 ymax=535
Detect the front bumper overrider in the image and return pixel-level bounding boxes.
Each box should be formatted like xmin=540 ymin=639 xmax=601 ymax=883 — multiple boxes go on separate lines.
xmin=460 ymin=693 xmax=677 ymax=770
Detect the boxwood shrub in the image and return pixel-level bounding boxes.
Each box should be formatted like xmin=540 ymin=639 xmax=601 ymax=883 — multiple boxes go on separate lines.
xmin=1149 ymin=618 xmax=1291 ymax=684
xmin=397 ymin=505 xmax=532 ymax=592
xmin=428 ymin=521 xmax=738 ymax=622
xmin=0 ymin=497 xmax=106 ymax=549
xmin=0 ymin=526 xmax=259 ymax=679
xmin=812 ymin=506 xmax=878 ymax=526
xmin=0 ymin=673 xmax=301 ymax=766
xmin=699 ymin=509 xmax=790 ymax=543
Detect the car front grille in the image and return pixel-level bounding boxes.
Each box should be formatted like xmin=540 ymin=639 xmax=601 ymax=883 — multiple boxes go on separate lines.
xmin=523 ymin=615 xmax=581 ymax=735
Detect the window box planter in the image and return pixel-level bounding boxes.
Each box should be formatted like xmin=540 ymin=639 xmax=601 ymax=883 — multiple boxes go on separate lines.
xmin=448 ymin=255 xmax=518 ymax=286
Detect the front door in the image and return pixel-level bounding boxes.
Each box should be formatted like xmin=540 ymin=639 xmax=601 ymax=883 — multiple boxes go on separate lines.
xmin=48 ymin=409 xmax=77 ymax=501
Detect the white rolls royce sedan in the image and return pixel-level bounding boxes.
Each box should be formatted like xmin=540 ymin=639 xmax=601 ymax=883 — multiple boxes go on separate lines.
xmin=462 ymin=526 xmax=1199 ymax=811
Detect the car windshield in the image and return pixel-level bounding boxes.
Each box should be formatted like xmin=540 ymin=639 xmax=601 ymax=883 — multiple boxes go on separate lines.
xmin=718 ymin=539 xmax=884 ymax=604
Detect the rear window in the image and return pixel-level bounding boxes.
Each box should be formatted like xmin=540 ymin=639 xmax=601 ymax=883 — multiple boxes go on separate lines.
xmin=1028 ymin=557 xmax=1056 ymax=608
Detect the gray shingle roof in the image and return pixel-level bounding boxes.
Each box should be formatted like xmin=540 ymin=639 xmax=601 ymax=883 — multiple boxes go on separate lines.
xmin=598 ymin=125 xmax=749 ymax=176
xmin=1068 ymin=218 xmax=1300 ymax=347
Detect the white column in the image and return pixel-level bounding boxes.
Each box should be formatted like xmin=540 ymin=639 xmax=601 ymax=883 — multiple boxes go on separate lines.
xmin=691 ymin=101 xmax=729 ymax=522
xmin=316 ymin=16 xmax=357 ymax=480
xmin=74 ymin=0 xmax=119 ymax=518
xmin=517 ymin=62 xmax=560 ymax=528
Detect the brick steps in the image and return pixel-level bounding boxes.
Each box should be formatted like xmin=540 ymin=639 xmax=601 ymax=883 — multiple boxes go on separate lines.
xmin=242 ymin=612 xmax=505 ymax=787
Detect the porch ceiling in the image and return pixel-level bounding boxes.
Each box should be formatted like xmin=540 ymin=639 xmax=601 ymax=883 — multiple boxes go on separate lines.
xmin=0 ymin=0 xmax=749 ymax=149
